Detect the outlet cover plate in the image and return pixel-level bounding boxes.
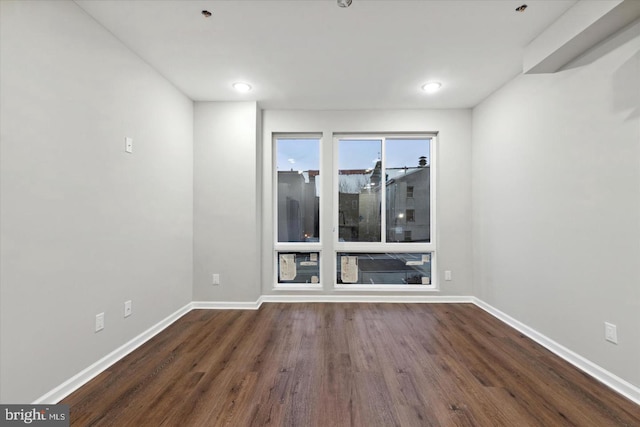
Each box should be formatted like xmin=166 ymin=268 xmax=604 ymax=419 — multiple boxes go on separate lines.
xmin=95 ymin=312 xmax=105 ymax=332
xmin=125 ymin=137 xmax=133 ymax=153
xmin=605 ymin=322 xmax=617 ymax=344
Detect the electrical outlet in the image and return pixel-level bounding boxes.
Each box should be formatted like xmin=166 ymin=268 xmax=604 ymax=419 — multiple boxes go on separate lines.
xmin=124 ymin=300 xmax=132 ymax=318
xmin=95 ymin=312 xmax=105 ymax=332
xmin=444 ymin=270 xmax=452 ymax=281
xmin=212 ymin=273 xmax=220 ymax=286
xmin=604 ymin=322 xmax=617 ymax=344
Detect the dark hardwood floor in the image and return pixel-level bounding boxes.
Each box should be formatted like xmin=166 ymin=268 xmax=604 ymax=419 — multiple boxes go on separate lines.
xmin=62 ymin=303 xmax=640 ymax=426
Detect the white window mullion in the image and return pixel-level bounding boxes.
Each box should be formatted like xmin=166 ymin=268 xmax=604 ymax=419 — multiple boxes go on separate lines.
xmin=381 ymin=137 xmax=387 ymax=243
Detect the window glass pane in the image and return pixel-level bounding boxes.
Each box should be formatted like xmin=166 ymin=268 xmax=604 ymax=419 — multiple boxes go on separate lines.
xmin=385 ymin=139 xmax=430 ymax=243
xmin=338 ymin=139 xmax=382 ymax=242
xmin=276 ymin=138 xmax=320 ymax=242
xmin=336 ymin=252 xmax=432 ymax=285
xmin=277 ymin=252 xmax=320 ymax=284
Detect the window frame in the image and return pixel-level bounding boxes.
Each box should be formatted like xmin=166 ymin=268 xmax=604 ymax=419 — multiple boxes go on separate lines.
xmin=335 ymin=251 xmax=433 ymax=287
xmin=273 ymin=133 xmax=324 ymax=289
xmin=332 ymin=134 xmax=437 ymax=290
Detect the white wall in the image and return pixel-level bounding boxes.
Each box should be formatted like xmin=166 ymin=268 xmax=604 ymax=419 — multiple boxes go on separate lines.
xmin=472 ymin=23 xmax=640 ymax=387
xmin=0 ymin=1 xmax=194 ymax=403
xmin=193 ymin=102 xmax=261 ymax=302
xmin=262 ymin=110 xmax=473 ymax=296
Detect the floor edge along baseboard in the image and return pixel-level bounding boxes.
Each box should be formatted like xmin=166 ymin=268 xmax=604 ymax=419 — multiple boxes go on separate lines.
xmin=32 ymin=303 xmax=193 ymax=405
xmin=33 ymin=297 xmax=640 ymax=406
xmin=472 ymin=297 xmax=640 ymax=406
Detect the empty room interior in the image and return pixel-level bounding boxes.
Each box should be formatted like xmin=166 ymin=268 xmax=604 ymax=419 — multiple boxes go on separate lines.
xmin=1 ymin=0 xmax=639 ymax=425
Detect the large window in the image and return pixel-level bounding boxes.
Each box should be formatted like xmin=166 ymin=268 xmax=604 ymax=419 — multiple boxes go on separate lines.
xmin=274 ymin=135 xmax=322 ymax=289
xmin=272 ymin=133 xmax=435 ymax=289
xmin=334 ymin=135 xmax=435 ymax=288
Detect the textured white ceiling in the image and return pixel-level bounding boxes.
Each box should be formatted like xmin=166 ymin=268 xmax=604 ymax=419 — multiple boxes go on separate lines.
xmin=76 ymin=0 xmax=577 ymax=109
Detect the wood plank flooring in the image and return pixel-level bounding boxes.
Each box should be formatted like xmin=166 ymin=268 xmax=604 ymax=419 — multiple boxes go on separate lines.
xmin=62 ymin=303 xmax=640 ymax=426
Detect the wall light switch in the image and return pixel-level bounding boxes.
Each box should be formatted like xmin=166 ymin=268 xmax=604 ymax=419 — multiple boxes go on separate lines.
xmin=605 ymin=322 xmax=618 ymax=344
xmin=124 ymin=300 xmax=132 ymax=318
xmin=95 ymin=312 xmax=105 ymax=332
xmin=444 ymin=270 xmax=452 ymax=281
xmin=125 ymin=137 xmax=133 ymax=153
xmin=212 ymin=273 xmax=220 ymax=285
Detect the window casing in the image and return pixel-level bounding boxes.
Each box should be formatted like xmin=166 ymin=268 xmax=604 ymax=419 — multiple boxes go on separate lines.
xmin=272 ymin=132 xmax=436 ymax=290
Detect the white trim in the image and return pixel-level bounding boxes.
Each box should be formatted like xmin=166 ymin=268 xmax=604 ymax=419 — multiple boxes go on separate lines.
xmin=33 ymin=302 xmax=193 ymax=404
xmin=473 ymin=297 xmax=640 ymax=406
xmin=429 ymin=135 xmax=437 ymax=257
xmin=333 ymin=242 xmax=437 ymax=252
xmin=191 ymin=300 xmax=262 ymax=310
xmin=274 ymin=243 xmax=322 ymax=251
xmin=381 ymin=136 xmax=387 ymax=242
xmin=260 ymin=294 xmax=472 ymax=304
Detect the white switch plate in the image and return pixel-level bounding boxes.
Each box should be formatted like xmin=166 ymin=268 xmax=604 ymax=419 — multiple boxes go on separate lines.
xmin=95 ymin=312 xmax=105 ymax=332
xmin=125 ymin=137 xmax=133 ymax=153
xmin=124 ymin=300 xmax=132 ymax=318
xmin=604 ymin=322 xmax=617 ymax=344
xmin=212 ymin=273 xmax=220 ymax=285
xmin=444 ymin=270 xmax=452 ymax=281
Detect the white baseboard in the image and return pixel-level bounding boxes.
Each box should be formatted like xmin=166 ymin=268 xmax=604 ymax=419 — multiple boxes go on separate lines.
xmin=259 ymin=294 xmax=473 ymax=304
xmin=192 ymin=296 xmax=473 ymax=309
xmin=192 ymin=300 xmax=262 ymax=310
xmin=473 ymin=297 xmax=640 ymax=406
xmin=33 ymin=302 xmax=193 ymax=404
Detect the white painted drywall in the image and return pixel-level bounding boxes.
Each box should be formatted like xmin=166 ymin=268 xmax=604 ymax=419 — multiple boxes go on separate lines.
xmin=193 ymin=102 xmax=261 ymax=302
xmin=261 ymin=109 xmax=473 ymax=296
xmin=473 ymin=22 xmax=640 ymax=386
xmin=0 ymin=1 xmax=193 ymax=403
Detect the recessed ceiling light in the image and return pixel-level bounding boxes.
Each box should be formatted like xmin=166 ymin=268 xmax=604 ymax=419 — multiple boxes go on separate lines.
xmin=232 ymin=82 xmax=252 ymax=93
xmin=421 ymin=82 xmax=442 ymax=94
xmin=337 ymin=0 xmax=352 ymax=8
